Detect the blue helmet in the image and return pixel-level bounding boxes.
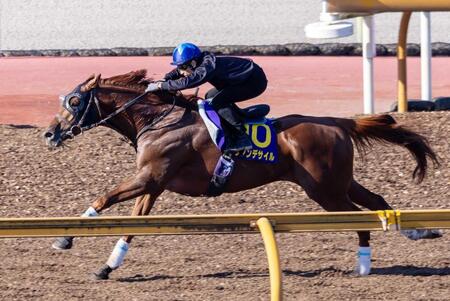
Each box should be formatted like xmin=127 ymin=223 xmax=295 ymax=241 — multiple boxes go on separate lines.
xmin=171 ymin=43 xmax=201 ymax=66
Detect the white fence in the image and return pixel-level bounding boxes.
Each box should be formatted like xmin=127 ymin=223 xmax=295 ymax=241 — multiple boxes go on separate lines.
xmin=1 ymin=0 xmax=450 ymax=50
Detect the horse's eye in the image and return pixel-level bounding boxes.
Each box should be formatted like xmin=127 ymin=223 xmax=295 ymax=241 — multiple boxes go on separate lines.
xmin=69 ymin=97 xmax=81 ymax=107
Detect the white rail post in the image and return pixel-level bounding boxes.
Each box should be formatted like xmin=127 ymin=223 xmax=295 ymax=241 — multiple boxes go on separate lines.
xmin=0 ymin=1 xmax=2 ymax=50
xmin=420 ymin=12 xmax=432 ymax=101
xmin=362 ymin=15 xmax=375 ymax=114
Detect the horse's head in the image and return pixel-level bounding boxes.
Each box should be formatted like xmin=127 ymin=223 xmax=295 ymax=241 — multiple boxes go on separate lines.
xmin=44 ymin=69 xmax=198 ymax=148
xmin=44 ymin=74 xmax=101 ymax=147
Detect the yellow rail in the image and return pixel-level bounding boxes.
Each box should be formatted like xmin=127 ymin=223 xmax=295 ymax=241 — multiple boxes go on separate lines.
xmin=1 ymin=209 xmax=448 ymax=301
xmin=0 ymin=210 xmax=449 ymax=237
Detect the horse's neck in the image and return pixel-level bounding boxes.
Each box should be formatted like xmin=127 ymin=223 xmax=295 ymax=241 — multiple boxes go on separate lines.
xmin=104 ymin=113 xmax=138 ymax=143
xmin=97 ymin=90 xmax=185 ymax=144
xmin=95 ymin=90 xmax=142 ymax=143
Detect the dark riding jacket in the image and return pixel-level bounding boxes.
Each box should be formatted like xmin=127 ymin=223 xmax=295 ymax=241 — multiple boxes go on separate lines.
xmin=160 ymin=52 xmax=254 ymax=91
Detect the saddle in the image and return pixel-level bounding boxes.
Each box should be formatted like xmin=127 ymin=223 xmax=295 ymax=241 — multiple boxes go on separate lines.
xmin=234 ymin=103 xmax=271 ymax=122
xmin=197 ymin=99 xmax=271 ymax=150
xmin=197 ymin=99 xmax=276 ymax=196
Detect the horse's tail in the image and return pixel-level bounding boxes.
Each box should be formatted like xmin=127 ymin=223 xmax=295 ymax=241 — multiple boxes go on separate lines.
xmin=336 ymin=114 xmax=439 ymax=182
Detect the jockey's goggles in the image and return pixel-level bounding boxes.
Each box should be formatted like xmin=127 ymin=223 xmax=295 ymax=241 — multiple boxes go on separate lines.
xmin=178 ymin=61 xmax=193 ymax=71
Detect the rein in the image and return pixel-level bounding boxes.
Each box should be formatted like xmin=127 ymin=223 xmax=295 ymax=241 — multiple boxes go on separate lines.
xmin=67 ymin=88 xmax=183 ymax=148
xmin=78 ymin=89 xmax=149 ymax=132
xmin=135 ymin=96 xmax=178 ymax=141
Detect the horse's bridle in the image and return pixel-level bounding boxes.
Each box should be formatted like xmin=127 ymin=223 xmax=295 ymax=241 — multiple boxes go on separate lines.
xmin=60 ymin=87 xmax=180 ymax=146
xmin=57 ymin=84 xmax=99 ymax=139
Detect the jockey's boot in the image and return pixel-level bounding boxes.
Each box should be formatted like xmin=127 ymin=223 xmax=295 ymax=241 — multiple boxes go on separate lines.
xmin=217 ymin=106 xmax=252 ymax=153
xmin=225 ymin=127 xmax=252 ymax=153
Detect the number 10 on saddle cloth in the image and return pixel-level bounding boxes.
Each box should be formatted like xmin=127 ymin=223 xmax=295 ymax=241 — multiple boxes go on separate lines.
xmin=197 ymin=100 xmax=278 ymax=163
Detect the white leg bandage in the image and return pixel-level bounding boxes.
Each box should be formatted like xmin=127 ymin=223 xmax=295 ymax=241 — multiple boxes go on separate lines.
xmin=357 ymin=246 xmax=371 ymax=276
xmin=81 ymin=206 xmax=99 ymax=217
xmin=106 ymin=238 xmax=129 ymax=269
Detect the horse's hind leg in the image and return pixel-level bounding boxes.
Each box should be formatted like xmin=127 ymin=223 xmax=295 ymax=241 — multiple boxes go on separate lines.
xmin=348 ymin=179 xmax=392 ymax=210
xmin=348 ymin=180 xmax=442 ymax=240
xmin=310 ymin=193 xmax=371 ymax=245
xmin=304 ymin=189 xmax=373 ymax=276
xmin=93 ymin=193 xmax=160 ymax=280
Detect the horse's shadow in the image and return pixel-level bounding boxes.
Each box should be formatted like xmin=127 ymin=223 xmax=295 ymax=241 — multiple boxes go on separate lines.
xmin=7 ymin=124 xmax=37 ymax=129
xmin=117 ymin=265 xmax=450 ymax=282
xmin=117 ymin=267 xmax=347 ymax=283
xmin=370 ymin=265 xmax=450 ymax=276
xmin=284 ymin=265 xmax=450 ymax=277
xmin=283 ymin=266 xmax=352 ymax=277
xmin=117 ymin=269 xmax=268 ymax=283
xmin=117 ymin=274 xmax=180 ymax=282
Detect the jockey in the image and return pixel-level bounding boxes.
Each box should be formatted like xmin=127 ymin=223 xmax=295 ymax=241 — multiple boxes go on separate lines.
xmin=145 ymin=42 xmax=268 ymax=153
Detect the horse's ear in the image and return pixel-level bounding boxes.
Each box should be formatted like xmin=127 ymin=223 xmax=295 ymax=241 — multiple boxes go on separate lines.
xmin=86 ymin=73 xmax=95 ymax=81
xmin=81 ymin=74 xmax=101 ymax=92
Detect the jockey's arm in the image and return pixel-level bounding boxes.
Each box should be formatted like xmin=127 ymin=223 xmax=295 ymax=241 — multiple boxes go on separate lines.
xmin=160 ymin=53 xmax=216 ymax=91
xmin=163 ymin=68 xmax=181 ymax=81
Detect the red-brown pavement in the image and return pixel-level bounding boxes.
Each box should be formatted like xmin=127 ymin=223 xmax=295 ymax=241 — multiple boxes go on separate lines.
xmin=0 ymin=56 xmax=449 ymax=126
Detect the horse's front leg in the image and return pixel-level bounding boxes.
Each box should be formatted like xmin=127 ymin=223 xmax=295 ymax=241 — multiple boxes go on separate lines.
xmin=93 ymin=193 xmax=160 ymax=280
xmin=52 ymin=169 xmax=153 ymax=250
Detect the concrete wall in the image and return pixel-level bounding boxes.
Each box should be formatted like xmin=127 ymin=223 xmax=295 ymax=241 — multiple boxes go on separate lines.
xmin=1 ymin=0 xmax=450 ymax=50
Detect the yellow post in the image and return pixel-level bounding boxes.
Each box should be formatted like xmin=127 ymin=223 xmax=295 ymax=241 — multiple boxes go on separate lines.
xmin=256 ymin=217 xmax=282 ymax=301
xmin=398 ymin=12 xmax=412 ymax=113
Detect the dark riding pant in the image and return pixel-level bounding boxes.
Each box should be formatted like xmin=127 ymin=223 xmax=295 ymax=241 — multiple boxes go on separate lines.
xmin=206 ymin=65 xmax=267 ymax=134
xmin=206 ymin=64 xmax=267 ymax=108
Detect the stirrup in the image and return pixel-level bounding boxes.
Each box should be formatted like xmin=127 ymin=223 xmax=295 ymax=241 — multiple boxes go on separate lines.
xmin=224 ymin=138 xmax=252 ymax=153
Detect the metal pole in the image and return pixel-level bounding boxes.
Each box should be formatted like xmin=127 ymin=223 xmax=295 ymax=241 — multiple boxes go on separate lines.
xmin=420 ymin=12 xmax=432 ymax=101
xmin=256 ymin=217 xmax=282 ymax=301
xmin=362 ymin=15 xmax=375 ymax=114
xmin=398 ymin=12 xmax=412 ymax=113
xmin=0 ymin=0 xmax=2 ymax=50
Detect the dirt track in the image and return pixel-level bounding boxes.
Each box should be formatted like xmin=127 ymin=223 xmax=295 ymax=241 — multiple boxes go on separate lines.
xmin=0 ymin=112 xmax=449 ymax=301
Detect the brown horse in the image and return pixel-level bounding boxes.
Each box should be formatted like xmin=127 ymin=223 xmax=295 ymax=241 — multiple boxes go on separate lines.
xmin=44 ymin=70 xmax=440 ymax=280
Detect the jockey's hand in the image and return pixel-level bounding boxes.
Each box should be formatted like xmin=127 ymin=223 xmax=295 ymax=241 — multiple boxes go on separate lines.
xmin=145 ymin=82 xmax=162 ymax=93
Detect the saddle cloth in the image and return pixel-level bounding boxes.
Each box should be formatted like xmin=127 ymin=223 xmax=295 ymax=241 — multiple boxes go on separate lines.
xmin=197 ymin=99 xmax=278 ymax=196
xmin=197 ymin=99 xmax=278 ymax=163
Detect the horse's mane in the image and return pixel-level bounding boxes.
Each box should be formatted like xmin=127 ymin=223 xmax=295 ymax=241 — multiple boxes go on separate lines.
xmin=98 ymin=69 xmax=199 ymax=112
xmin=101 ymin=69 xmax=152 ymax=92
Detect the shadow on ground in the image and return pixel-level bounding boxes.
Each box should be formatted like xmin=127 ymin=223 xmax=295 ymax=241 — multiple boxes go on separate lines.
xmin=371 ymin=265 xmax=450 ymax=276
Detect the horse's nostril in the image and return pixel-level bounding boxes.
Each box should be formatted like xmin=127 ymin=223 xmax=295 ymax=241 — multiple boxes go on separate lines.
xmin=70 ymin=125 xmax=82 ymax=136
xmin=44 ymin=131 xmax=54 ymax=139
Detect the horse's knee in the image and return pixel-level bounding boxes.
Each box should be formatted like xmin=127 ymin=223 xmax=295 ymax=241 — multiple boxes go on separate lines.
xmin=92 ymin=196 xmax=110 ymax=212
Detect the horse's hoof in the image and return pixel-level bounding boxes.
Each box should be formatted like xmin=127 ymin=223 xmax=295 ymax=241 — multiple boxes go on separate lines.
xmin=422 ymin=229 xmax=443 ymax=239
xmin=401 ymin=229 xmax=443 ymax=240
xmin=52 ymin=237 xmax=73 ymax=250
xmin=93 ymin=265 xmax=113 ymax=280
